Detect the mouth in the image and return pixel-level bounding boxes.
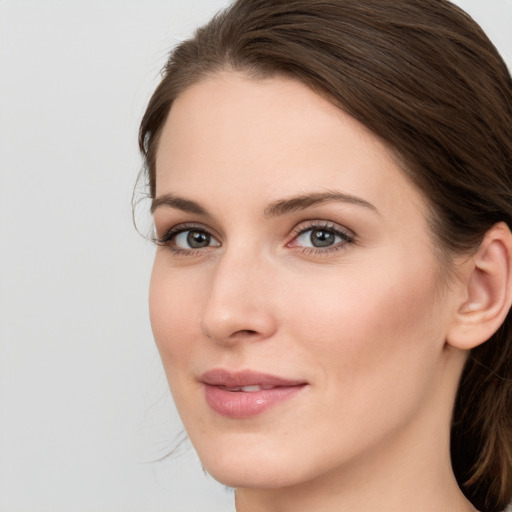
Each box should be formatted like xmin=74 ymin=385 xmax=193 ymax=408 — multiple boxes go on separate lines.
xmin=217 ymin=384 xmax=279 ymax=392
xmin=200 ymin=369 xmax=308 ymax=419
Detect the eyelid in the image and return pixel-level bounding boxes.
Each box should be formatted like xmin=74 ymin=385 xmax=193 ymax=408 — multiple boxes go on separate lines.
xmin=290 ymin=220 xmax=354 ymax=237
xmin=155 ymin=222 xmax=221 ymax=249
xmin=154 ymin=219 xmax=354 ymax=257
xmin=287 ymin=220 xmax=355 ymax=251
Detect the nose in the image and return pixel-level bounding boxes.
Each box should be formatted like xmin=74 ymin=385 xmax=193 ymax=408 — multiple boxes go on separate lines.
xmin=200 ymin=250 xmax=278 ymax=345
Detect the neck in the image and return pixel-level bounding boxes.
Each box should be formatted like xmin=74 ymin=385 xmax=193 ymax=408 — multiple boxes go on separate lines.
xmin=234 ymin=433 xmax=476 ymax=512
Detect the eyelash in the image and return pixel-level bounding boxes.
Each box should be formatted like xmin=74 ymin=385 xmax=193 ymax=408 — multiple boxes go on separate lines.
xmin=156 ymin=221 xmax=355 ymax=256
xmin=288 ymin=222 xmax=355 ymax=255
xmin=156 ymin=223 xmax=215 ymax=257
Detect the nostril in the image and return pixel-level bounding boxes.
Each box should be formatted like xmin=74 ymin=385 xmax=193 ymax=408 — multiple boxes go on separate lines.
xmin=201 ymin=303 xmax=277 ymax=343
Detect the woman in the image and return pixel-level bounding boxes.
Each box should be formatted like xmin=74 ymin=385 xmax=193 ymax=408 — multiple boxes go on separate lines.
xmin=138 ymin=1 xmax=512 ymax=510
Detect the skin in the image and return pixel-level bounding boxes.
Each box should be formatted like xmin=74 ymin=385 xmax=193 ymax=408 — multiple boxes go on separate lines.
xmin=150 ymin=72 xmax=479 ymax=512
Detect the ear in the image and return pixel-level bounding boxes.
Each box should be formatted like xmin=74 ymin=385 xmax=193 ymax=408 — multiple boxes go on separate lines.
xmin=447 ymin=222 xmax=512 ymax=350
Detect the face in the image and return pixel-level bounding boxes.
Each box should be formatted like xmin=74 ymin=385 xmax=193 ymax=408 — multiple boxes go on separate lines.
xmin=150 ymin=72 xmax=461 ymax=490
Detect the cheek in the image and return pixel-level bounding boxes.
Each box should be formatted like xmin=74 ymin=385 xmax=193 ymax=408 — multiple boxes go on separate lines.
xmin=286 ymin=254 xmax=441 ymax=336
xmin=148 ymin=259 xmax=201 ymax=378
xmin=282 ymin=251 xmax=446 ymax=415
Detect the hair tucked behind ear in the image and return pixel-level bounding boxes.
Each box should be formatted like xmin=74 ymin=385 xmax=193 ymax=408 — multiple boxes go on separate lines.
xmin=139 ymin=1 xmax=512 ymax=510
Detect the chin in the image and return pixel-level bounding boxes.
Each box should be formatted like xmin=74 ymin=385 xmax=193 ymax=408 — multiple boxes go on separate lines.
xmin=192 ymin=438 xmax=313 ymax=489
xmin=205 ymin=461 xmax=306 ymax=490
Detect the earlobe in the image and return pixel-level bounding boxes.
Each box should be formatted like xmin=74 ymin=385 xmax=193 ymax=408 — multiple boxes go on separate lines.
xmin=447 ymin=222 xmax=512 ymax=350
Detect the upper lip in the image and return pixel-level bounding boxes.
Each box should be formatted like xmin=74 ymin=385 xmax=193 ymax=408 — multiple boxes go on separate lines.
xmin=200 ymin=368 xmax=307 ymax=388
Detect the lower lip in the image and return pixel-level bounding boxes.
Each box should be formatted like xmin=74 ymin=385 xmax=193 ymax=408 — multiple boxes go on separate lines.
xmin=204 ymin=384 xmax=306 ymax=419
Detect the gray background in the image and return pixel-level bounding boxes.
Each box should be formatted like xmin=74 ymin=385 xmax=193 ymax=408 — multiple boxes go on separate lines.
xmin=0 ymin=1 xmax=510 ymax=510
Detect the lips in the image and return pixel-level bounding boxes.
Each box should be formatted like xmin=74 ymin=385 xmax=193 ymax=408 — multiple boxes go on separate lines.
xmin=200 ymin=369 xmax=308 ymax=419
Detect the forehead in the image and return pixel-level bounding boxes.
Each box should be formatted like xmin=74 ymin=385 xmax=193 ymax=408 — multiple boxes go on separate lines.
xmin=155 ymin=72 xmax=426 ymax=221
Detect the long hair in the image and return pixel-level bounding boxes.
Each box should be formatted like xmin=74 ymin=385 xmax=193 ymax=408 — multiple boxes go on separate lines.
xmin=139 ymin=2 xmax=512 ymax=510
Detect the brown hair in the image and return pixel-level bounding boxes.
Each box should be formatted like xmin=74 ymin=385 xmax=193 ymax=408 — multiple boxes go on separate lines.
xmin=139 ymin=1 xmax=512 ymax=510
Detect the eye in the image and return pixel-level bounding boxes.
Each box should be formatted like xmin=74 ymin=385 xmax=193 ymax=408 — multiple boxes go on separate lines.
xmin=288 ymin=223 xmax=354 ymax=252
xmin=174 ymin=229 xmax=219 ymax=249
xmin=157 ymin=224 xmax=221 ymax=252
xmin=296 ymin=228 xmax=340 ymax=248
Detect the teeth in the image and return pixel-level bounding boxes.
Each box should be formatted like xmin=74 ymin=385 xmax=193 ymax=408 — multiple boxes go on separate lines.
xmin=219 ymin=385 xmax=270 ymax=392
xmin=240 ymin=385 xmax=262 ymax=392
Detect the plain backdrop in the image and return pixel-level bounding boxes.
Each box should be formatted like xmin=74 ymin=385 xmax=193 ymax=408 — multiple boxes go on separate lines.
xmin=0 ymin=1 xmax=511 ymax=511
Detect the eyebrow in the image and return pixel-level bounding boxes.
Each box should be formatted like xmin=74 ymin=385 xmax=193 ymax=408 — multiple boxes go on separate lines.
xmin=151 ymin=194 xmax=210 ymax=215
xmin=151 ymin=190 xmax=379 ymax=217
xmin=263 ymin=190 xmax=379 ymax=217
